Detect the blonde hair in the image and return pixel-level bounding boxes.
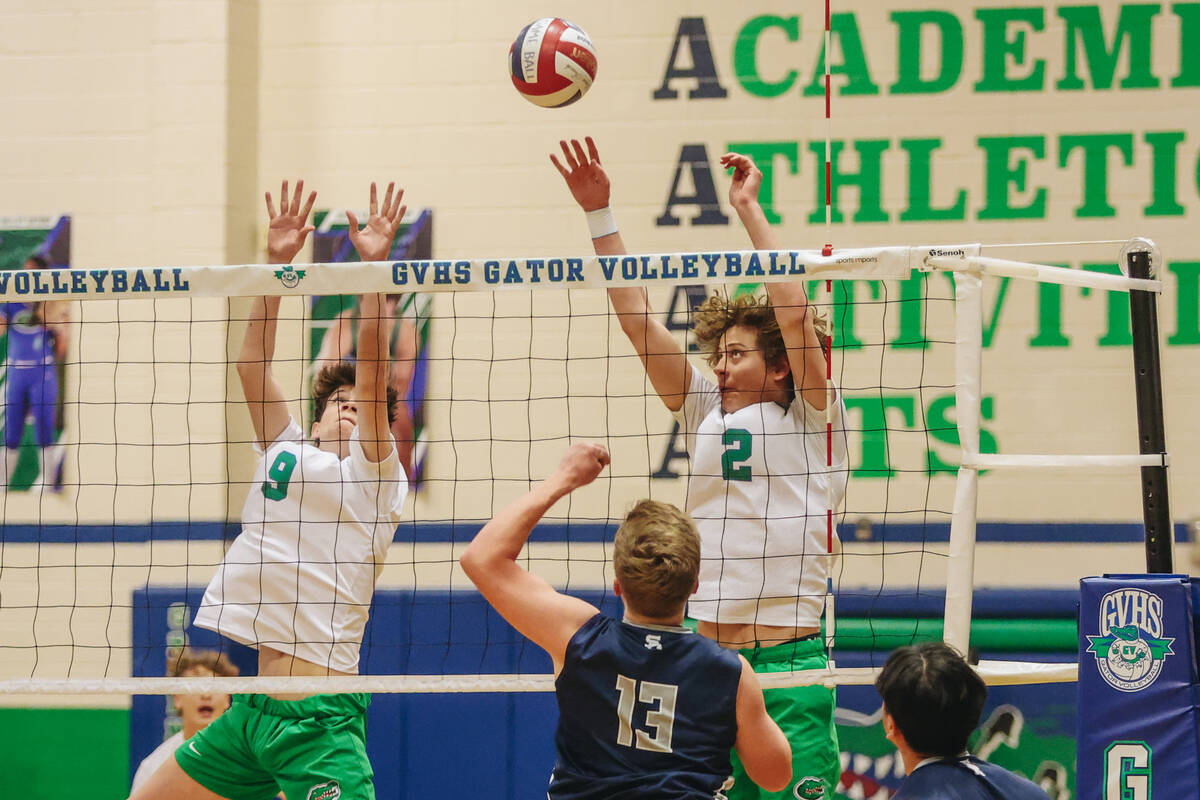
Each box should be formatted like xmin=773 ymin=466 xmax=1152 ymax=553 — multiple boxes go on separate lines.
xmin=692 ymin=291 xmax=829 ymax=371
xmin=167 ymin=647 xmax=239 ymax=678
xmin=613 ymin=500 xmax=700 ymax=619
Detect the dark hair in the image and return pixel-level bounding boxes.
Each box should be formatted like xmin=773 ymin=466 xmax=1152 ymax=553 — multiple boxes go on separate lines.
xmin=26 ymin=254 xmax=49 ymax=270
xmin=312 ymin=361 xmax=399 ymax=427
xmin=874 ymin=642 xmax=987 ymax=757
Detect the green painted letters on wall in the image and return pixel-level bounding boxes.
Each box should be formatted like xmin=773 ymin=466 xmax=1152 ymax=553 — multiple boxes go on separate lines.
xmin=975 ymin=7 xmax=1046 ymax=92
xmin=890 ymin=10 xmax=964 ymax=94
xmin=978 ymin=136 xmax=1048 ymax=220
xmin=803 ymin=13 xmax=880 ymax=96
xmin=1057 ymin=4 xmax=1161 ymax=91
xmin=734 ymin=15 xmax=800 ymax=98
xmin=807 ymin=139 xmax=891 ymax=224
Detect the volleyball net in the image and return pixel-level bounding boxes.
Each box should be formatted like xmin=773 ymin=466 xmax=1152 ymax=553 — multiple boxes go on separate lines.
xmin=0 ymin=238 xmax=1168 ymax=698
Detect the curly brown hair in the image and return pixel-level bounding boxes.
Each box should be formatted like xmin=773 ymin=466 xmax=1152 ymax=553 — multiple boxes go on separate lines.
xmin=692 ymin=291 xmax=829 ymax=372
xmin=166 ymin=647 xmax=239 ymax=678
xmin=613 ymin=500 xmax=700 ymax=619
xmin=312 ymin=361 xmax=399 ymax=426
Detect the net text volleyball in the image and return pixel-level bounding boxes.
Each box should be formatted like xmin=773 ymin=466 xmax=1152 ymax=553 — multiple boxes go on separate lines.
xmin=389 ymin=251 xmax=808 ymax=287
xmin=0 ymin=266 xmax=189 ymax=298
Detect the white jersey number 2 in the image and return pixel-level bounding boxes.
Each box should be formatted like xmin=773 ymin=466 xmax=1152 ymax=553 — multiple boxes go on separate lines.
xmin=721 ymin=429 xmax=752 ymax=482
xmin=615 ymin=674 xmax=678 ymax=753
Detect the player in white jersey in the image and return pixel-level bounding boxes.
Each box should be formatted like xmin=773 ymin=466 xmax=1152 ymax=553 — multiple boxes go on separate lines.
xmin=552 ymin=139 xmax=847 ymax=800
xmin=130 ymin=649 xmax=238 ymax=793
xmin=129 ymin=180 xmax=410 ymax=800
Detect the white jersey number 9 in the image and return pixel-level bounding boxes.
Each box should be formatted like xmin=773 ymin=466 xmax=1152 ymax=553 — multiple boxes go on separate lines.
xmin=262 ymin=451 xmax=297 ymax=501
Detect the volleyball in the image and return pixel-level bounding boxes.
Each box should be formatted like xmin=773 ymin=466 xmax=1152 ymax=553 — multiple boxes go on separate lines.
xmin=509 ymin=18 xmax=597 ymax=108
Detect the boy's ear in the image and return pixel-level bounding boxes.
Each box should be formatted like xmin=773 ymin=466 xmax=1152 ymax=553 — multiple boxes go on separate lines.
xmin=770 ymin=357 xmax=792 ymax=383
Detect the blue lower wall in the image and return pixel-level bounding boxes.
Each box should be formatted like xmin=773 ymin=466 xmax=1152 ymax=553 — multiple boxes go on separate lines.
xmin=130 ymin=587 xmax=1078 ymax=798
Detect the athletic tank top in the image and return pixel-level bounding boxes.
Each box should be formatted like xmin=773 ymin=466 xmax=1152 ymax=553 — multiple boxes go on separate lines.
xmin=550 ymin=614 xmax=741 ymax=800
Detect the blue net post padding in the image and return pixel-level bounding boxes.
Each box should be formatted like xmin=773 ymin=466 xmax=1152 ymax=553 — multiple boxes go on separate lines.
xmin=1077 ymin=575 xmax=1200 ymax=797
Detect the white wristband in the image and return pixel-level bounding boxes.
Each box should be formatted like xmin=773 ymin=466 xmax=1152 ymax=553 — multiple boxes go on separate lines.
xmin=585 ymin=207 xmax=618 ymax=239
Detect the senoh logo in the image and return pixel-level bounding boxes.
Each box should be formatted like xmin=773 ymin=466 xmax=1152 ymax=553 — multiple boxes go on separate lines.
xmin=1086 ymin=589 xmax=1175 ymax=692
xmin=927 ymin=248 xmax=966 ymax=258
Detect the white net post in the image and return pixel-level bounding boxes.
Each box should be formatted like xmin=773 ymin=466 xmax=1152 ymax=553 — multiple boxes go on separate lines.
xmin=945 ymin=259 xmax=984 ymax=654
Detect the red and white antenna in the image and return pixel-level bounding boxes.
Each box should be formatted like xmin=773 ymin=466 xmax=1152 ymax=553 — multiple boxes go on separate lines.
xmin=822 ymin=0 xmax=834 ymax=259
xmin=823 ymin=0 xmax=837 ymax=660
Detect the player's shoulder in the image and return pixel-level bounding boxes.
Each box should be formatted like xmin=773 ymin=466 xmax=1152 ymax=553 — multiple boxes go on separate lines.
xmin=256 ymin=420 xmax=319 ymax=465
xmin=680 ymin=364 xmax=717 ymax=407
xmin=784 ymin=385 xmax=847 ymax=430
xmin=968 ymin=758 xmax=1046 ymax=796
xmin=562 ymin=613 xmax=611 ymax=660
xmin=261 ymin=418 xmax=307 ymax=449
xmin=897 ymin=757 xmax=1044 ymax=799
xmin=569 ymin=616 xmax=718 ymax=655
xmin=133 ymin=731 xmax=184 ymax=787
xmin=569 ymin=612 xmax=613 ymax=642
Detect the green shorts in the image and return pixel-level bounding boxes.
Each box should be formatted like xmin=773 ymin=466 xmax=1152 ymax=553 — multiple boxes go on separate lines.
xmin=175 ymin=693 xmax=373 ymax=800
xmin=727 ymin=637 xmax=841 ymax=800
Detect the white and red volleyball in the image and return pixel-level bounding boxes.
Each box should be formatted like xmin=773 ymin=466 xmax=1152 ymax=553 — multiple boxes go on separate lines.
xmin=509 ymin=18 xmax=597 ymax=108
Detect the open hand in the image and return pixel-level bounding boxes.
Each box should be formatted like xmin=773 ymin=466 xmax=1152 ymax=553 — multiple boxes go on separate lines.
xmin=555 ymin=441 xmax=610 ymax=492
xmin=347 ymin=182 xmax=407 ymax=262
xmin=550 ymin=137 xmax=610 ymax=212
xmin=264 ymin=179 xmax=316 ymax=264
xmin=720 ymin=152 xmax=763 ymax=210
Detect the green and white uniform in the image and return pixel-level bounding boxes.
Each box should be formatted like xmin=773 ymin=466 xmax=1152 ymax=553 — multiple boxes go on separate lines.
xmin=196 ymin=418 xmax=407 ymax=672
xmin=176 ymin=693 xmax=374 ymax=800
xmin=674 ymin=366 xmax=847 ymax=799
xmin=188 ymin=418 xmax=407 ymax=800
xmin=730 ymin=638 xmax=841 ymax=800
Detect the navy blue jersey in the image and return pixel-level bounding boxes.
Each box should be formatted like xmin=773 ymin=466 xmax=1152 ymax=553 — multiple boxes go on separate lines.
xmin=550 ymin=614 xmax=742 ymax=800
xmin=894 ymin=756 xmax=1047 ymax=800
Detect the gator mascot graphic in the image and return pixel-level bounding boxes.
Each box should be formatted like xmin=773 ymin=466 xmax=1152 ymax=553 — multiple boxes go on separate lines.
xmin=1088 ymin=623 xmax=1174 ymax=692
xmin=306 ymin=780 xmax=341 ymax=800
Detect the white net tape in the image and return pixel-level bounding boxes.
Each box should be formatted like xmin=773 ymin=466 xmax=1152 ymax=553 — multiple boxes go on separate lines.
xmin=0 ymin=245 xmax=1161 ymax=304
xmin=3 ymin=239 xmax=1161 ymax=695
xmin=0 ymin=660 xmax=1078 ymax=695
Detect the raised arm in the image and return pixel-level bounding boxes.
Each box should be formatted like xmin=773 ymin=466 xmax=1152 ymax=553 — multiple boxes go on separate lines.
xmin=313 ymin=306 xmax=355 ymax=370
xmin=722 ymin=152 xmax=829 ymax=410
xmin=42 ymin=300 xmax=70 ymax=362
xmin=239 ymin=179 xmax=316 ymax=447
xmin=460 ymin=442 xmax=608 ymax=674
xmin=732 ymin=656 xmax=793 ymax=791
xmin=552 ymin=137 xmax=690 ymax=412
xmin=345 ymin=182 xmax=405 ymax=465
xmin=387 ymin=311 xmax=418 ymax=478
